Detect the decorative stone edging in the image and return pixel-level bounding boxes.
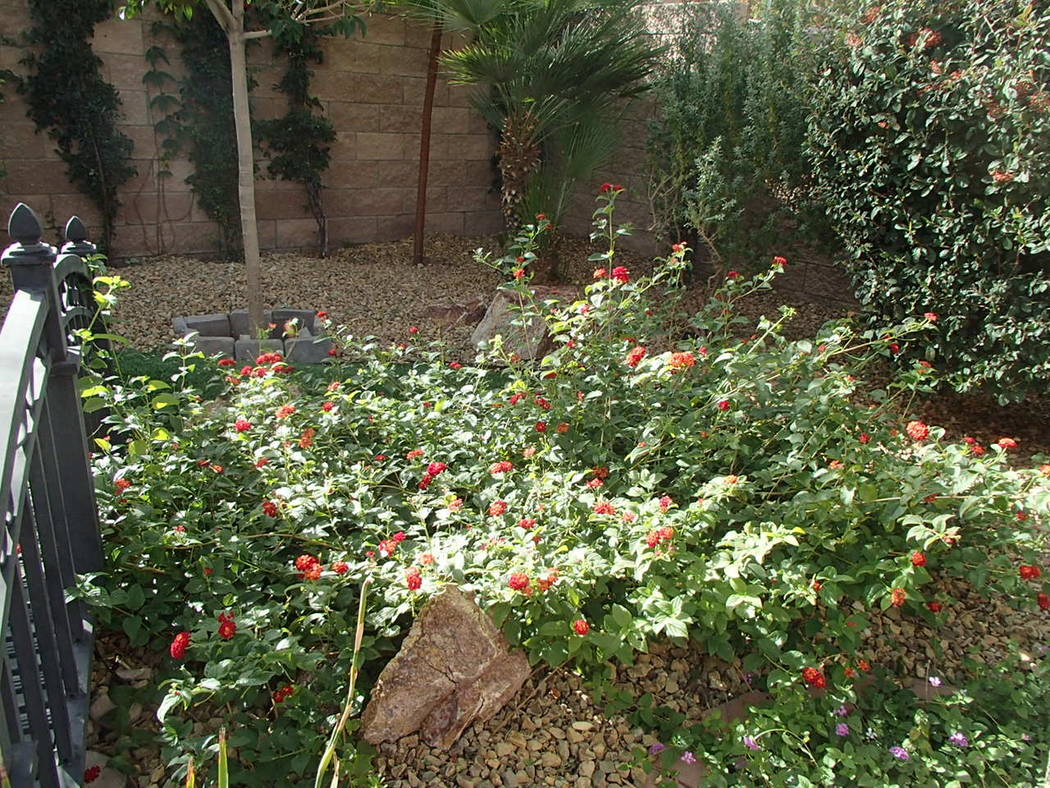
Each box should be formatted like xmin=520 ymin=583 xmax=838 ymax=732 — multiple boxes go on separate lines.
xmin=172 ymin=308 xmax=333 ymax=364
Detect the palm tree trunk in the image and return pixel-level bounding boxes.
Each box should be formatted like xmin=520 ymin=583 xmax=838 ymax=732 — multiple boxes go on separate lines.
xmin=226 ymin=0 xmax=265 ymax=332
xmin=412 ymin=23 xmax=443 ymax=267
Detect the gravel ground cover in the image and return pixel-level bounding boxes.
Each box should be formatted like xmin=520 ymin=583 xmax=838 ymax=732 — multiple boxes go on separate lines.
xmin=87 ymin=573 xmax=1050 ymax=787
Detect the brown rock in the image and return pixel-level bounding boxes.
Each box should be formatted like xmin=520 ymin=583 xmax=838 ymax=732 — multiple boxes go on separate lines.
xmin=425 ymin=299 xmax=487 ymax=327
xmin=361 ymin=586 xmax=530 ymax=748
xmin=470 ymin=285 xmax=576 ymax=361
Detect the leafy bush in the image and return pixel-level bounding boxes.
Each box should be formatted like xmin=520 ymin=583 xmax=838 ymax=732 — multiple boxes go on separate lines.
xmin=647 ymin=0 xmax=818 ymax=269
xmin=81 ymin=192 xmax=1048 ymax=784
xmin=807 ymin=0 xmax=1050 ymax=401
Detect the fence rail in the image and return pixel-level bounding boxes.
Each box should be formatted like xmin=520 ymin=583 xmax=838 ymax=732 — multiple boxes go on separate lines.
xmin=1 ymin=203 xmax=103 ymax=786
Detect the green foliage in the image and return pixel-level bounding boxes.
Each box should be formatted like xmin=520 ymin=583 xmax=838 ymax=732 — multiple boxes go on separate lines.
xmin=256 ymin=19 xmax=336 ymax=255
xmin=648 ymin=0 xmax=818 ymax=268
xmin=79 ymin=193 xmax=1048 ymax=784
xmin=807 ymin=0 xmax=1050 ymax=402
xmin=18 ymin=0 xmax=136 ymax=252
xmin=639 ymin=654 xmax=1049 ymax=785
xmin=439 ymin=0 xmax=660 ymax=226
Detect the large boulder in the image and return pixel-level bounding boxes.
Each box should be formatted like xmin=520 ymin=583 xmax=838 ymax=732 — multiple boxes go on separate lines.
xmin=360 ymin=586 xmax=530 ymax=749
xmin=470 ymin=285 xmax=576 ymax=361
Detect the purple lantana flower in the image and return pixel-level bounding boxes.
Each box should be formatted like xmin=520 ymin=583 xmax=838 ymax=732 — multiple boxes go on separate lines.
xmin=949 ymin=732 xmax=969 ymax=748
xmin=835 ymin=723 xmax=850 ymax=737
xmin=928 ymin=676 xmax=943 ymax=687
xmin=834 ymin=705 xmax=850 ymax=717
xmin=743 ymin=735 xmax=761 ymax=751
xmin=648 ymin=743 xmax=666 ymax=755
xmin=889 ymin=746 xmax=910 ymax=760
xmin=680 ymin=751 xmax=697 ymax=764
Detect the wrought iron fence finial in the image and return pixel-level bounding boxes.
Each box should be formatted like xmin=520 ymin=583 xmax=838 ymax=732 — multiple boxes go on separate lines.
xmin=8 ymin=203 xmax=43 ymax=246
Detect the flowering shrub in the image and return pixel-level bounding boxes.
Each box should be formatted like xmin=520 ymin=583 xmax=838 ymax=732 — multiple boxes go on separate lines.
xmin=808 ymin=0 xmax=1050 ymax=401
xmin=80 ymin=190 xmax=1048 ymax=783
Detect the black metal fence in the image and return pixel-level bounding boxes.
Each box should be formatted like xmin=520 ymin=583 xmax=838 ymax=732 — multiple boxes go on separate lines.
xmin=0 ymin=203 xmax=103 ymax=786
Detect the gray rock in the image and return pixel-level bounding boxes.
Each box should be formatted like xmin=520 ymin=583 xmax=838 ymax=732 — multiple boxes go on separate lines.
xmin=193 ymin=336 xmax=235 ymax=358
xmin=229 ymin=309 xmax=274 ymax=337
xmin=286 ymin=334 xmax=333 ymax=365
xmin=234 ymin=338 xmax=283 ymax=364
xmin=89 ymin=691 xmax=115 ymax=723
xmin=183 ymin=312 xmax=231 ymax=337
xmin=172 ymin=316 xmax=189 ymax=337
xmin=272 ymin=308 xmax=316 ymax=330
xmin=361 ymin=586 xmax=530 ymax=749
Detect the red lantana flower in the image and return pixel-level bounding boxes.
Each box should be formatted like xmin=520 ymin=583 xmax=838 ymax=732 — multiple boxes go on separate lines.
xmin=927 ymin=601 xmax=943 ymax=613
xmin=218 ymin=613 xmax=237 ymax=640
xmin=170 ymin=631 xmax=191 ymax=660
xmin=508 ymin=572 xmax=530 ymax=592
xmin=263 ymin=500 xmax=280 ymax=517
xmin=84 ymin=765 xmax=102 ymax=783
xmin=717 ymin=400 xmax=731 ymax=411
xmin=802 ymin=667 xmax=826 ymax=688
xmin=646 ymin=527 xmax=674 ymax=549
xmin=407 ymin=449 xmax=425 ymax=460
xmin=1039 ymin=593 xmax=1050 ymax=611
xmin=924 ymin=312 xmax=938 ymax=322
xmin=891 ymin=587 xmax=907 ymax=607
xmin=593 ymin=502 xmax=617 ymax=515
xmin=406 ymin=567 xmax=422 ymax=590
xmin=626 ymin=346 xmax=648 ymax=367
xmin=322 ymin=401 xmax=335 ymax=412
xmin=668 ymin=352 xmax=696 ymax=371
xmin=235 ymin=417 xmax=252 ymax=432
xmin=518 ymin=517 xmax=537 ymax=530
xmin=490 ymin=461 xmax=513 ymax=474
xmin=276 ymin=404 xmax=296 ymax=419
xmin=573 ymin=619 xmax=590 ymax=636
xmin=535 ymin=421 xmax=548 ymax=433
xmin=489 ymin=500 xmax=508 ymax=516
xmin=772 ymin=256 xmax=788 ymax=267
xmin=612 ymin=266 xmax=630 ymax=284
xmin=859 ymin=433 xmax=871 ymax=444
xmin=905 ymin=420 xmax=930 ymax=441
xmin=115 ymin=478 xmax=132 ymax=492
xmin=1019 ymin=565 xmax=1042 ymax=580
xmin=996 ymin=437 xmax=1018 ymax=450
xmin=332 ymin=561 xmax=349 ymax=575
xmin=427 ymin=461 xmax=448 ymax=477
xmin=911 ymin=552 xmax=927 ymax=567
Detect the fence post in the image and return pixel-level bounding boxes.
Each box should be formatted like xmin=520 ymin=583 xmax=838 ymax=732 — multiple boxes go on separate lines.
xmin=3 ymin=204 xmax=63 ymax=353
xmin=3 ymin=205 xmax=103 ymax=575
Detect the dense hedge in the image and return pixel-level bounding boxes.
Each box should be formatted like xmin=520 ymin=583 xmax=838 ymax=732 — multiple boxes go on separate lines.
xmin=808 ymin=0 xmax=1050 ymax=401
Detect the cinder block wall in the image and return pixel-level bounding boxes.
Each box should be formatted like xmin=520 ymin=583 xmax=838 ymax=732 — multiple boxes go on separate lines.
xmin=0 ymin=1 xmax=502 ymax=257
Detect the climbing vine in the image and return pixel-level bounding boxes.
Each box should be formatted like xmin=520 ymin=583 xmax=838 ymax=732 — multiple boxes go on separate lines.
xmin=158 ymin=12 xmax=245 ymax=258
xmin=257 ymin=19 xmax=336 ymax=256
xmin=19 ymin=0 xmax=136 ymax=252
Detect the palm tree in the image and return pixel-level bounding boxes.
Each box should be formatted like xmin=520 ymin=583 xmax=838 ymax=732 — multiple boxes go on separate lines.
xmin=440 ymin=0 xmax=660 ymax=227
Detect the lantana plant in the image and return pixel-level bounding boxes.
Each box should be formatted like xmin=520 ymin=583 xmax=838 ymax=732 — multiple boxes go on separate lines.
xmin=79 ymin=187 xmax=1048 ymax=785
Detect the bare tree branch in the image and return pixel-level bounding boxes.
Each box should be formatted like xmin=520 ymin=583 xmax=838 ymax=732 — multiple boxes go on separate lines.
xmin=243 ymin=29 xmax=273 ymax=39
xmin=203 ymin=0 xmax=236 ymax=31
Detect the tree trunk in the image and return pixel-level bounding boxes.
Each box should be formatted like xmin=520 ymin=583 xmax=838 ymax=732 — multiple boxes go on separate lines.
xmin=226 ymin=0 xmax=265 ymax=333
xmin=412 ymin=23 xmax=443 ymax=268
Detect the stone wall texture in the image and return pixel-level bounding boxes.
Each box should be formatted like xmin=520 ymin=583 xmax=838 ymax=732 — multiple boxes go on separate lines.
xmin=0 ymin=1 xmax=503 ymax=257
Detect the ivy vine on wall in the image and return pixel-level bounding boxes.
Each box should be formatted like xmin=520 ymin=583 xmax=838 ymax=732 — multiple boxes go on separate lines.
xmin=257 ymin=19 xmax=336 ymax=256
xmin=19 ymin=0 xmax=136 ymax=252
xmin=163 ymin=12 xmax=245 ymax=258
